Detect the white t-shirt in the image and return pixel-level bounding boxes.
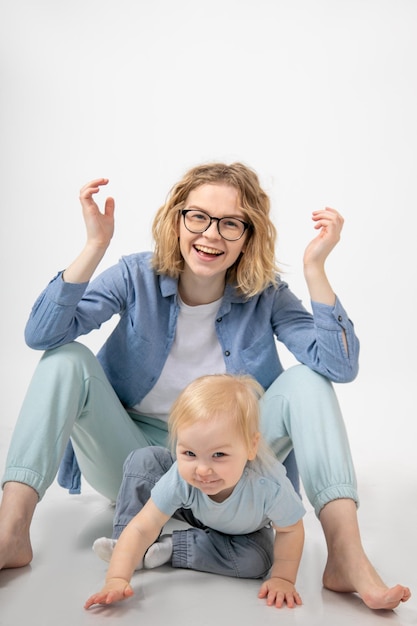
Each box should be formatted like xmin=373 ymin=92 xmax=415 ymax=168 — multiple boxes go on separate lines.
xmin=133 ymin=296 xmax=225 ymax=421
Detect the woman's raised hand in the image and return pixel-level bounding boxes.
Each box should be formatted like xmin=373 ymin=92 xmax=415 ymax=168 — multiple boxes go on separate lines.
xmin=303 ymin=207 xmax=344 ymax=270
xmin=79 ymin=178 xmax=115 ymax=250
xmin=62 ymin=179 xmax=115 ymax=283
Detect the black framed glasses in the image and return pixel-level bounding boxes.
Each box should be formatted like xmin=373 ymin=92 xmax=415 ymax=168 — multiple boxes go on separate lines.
xmin=181 ymin=209 xmax=250 ymax=241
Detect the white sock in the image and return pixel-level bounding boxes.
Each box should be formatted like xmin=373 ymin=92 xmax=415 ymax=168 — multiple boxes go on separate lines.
xmin=93 ymin=537 xmax=116 ymax=562
xmin=92 ymin=537 xmax=143 ymax=570
xmin=144 ymin=535 xmax=173 ymax=569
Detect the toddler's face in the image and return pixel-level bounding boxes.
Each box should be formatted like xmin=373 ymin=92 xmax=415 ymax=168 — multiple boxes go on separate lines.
xmin=175 ymin=414 xmax=258 ymax=503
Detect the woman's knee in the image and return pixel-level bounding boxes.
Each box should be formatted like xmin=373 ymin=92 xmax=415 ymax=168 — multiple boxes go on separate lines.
xmin=263 ymin=365 xmax=336 ymax=415
xmin=40 ymin=341 xmax=97 ymax=374
xmin=273 ymin=364 xmax=333 ymax=394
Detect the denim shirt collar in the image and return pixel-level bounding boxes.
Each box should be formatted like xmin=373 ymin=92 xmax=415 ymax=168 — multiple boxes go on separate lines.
xmin=159 ymin=273 xmax=247 ymax=313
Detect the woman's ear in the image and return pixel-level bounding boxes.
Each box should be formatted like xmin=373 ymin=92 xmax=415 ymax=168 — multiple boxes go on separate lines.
xmin=247 ymin=432 xmax=260 ymax=461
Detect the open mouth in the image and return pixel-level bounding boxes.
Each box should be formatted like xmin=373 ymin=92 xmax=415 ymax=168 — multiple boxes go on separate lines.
xmin=194 ymin=244 xmax=223 ymax=256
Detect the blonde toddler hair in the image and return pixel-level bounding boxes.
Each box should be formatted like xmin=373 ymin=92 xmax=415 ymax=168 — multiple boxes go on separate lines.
xmin=169 ymin=374 xmax=276 ymax=468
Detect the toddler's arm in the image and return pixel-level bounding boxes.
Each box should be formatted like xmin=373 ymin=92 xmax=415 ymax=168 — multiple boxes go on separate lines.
xmin=258 ymin=519 xmax=304 ymax=608
xmin=85 ymin=499 xmax=170 ymax=609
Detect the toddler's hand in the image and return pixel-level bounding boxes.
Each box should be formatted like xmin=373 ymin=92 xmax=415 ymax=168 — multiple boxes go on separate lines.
xmin=84 ymin=577 xmax=134 ymax=609
xmin=258 ymin=576 xmax=302 ymax=608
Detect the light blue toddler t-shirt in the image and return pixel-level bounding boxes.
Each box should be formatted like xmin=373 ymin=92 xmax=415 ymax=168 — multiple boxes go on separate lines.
xmin=151 ymin=460 xmax=305 ymax=534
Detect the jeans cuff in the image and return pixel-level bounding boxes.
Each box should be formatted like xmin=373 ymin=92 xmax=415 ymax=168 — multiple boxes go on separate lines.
xmin=171 ymin=529 xmax=189 ymax=569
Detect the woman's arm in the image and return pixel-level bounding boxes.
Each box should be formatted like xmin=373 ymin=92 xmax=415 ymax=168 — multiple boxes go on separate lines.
xmin=303 ymin=207 xmax=347 ymax=351
xmin=24 ymin=179 xmax=122 ymax=349
xmin=267 ymin=207 xmax=358 ymax=381
xmin=303 ymin=207 xmax=343 ymax=305
xmin=63 ymin=178 xmax=115 ymax=284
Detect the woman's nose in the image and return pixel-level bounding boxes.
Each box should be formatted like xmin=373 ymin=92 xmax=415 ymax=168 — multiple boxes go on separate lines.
xmin=203 ymin=220 xmax=221 ymax=239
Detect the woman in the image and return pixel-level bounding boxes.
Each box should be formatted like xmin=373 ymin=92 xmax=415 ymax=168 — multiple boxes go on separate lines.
xmin=0 ymin=162 xmax=410 ymax=609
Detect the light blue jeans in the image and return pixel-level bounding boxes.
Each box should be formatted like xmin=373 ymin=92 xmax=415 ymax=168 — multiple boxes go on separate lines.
xmin=1 ymin=342 xmax=357 ymax=516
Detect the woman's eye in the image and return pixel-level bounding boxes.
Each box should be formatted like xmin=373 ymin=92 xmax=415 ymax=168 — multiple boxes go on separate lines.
xmin=223 ymin=220 xmax=239 ymax=229
xmin=190 ymin=212 xmax=208 ymax=222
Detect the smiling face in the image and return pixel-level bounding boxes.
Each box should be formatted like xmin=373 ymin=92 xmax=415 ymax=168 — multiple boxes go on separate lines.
xmin=175 ymin=415 xmax=259 ymax=503
xmin=177 ymin=184 xmax=248 ymax=291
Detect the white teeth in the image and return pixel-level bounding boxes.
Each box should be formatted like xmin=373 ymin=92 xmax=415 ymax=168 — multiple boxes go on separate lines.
xmin=195 ymin=245 xmax=222 ymax=255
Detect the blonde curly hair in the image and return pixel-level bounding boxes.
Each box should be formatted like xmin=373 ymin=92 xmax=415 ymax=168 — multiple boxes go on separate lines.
xmin=152 ymin=162 xmax=278 ymax=298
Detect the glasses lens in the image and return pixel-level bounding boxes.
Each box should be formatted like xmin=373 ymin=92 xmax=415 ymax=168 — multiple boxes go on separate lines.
xmin=184 ymin=211 xmax=210 ymax=232
xmin=218 ymin=218 xmax=245 ymax=240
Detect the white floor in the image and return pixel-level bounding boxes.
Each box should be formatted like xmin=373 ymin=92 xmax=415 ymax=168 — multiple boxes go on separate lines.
xmin=1 ymin=355 xmax=416 ymax=625
xmin=1 ymin=465 xmax=416 ymax=626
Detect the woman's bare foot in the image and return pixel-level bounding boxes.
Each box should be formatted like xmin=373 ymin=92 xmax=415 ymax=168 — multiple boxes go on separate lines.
xmin=0 ymin=482 xmax=38 ymax=570
xmin=0 ymin=526 xmax=33 ymax=569
xmin=320 ymin=499 xmax=411 ymax=610
xmin=323 ymin=550 xmax=411 ymax=609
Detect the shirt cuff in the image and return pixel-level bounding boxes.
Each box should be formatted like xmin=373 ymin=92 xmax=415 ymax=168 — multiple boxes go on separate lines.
xmin=46 ymin=270 xmax=89 ymax=305
xmin=311 ymin=296 xmax=349 ymax=330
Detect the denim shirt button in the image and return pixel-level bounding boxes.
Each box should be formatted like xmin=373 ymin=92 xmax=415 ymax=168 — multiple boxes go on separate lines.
xmin=338 ymin=315 xmax=343 ymax=322
xmin=224 ymin=350 xmax=230 ymax=357
xmin=216 ymin=317 xmax=223 ymax=323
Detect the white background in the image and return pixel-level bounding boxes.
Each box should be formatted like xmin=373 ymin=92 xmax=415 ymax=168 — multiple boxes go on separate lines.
xmin=1 ymin=0 xmax=416 ymax=486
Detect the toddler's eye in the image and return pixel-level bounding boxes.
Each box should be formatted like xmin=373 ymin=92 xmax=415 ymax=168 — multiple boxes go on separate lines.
xmin=213 ymin=452 xmax=226 ymax=458
xmin=184 ymin=450 xmax=196 ymax=457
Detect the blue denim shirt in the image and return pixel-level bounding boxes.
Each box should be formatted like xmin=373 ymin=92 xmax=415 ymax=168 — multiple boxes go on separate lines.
xmin=25 ymin=251 xmax=359 ymax=410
